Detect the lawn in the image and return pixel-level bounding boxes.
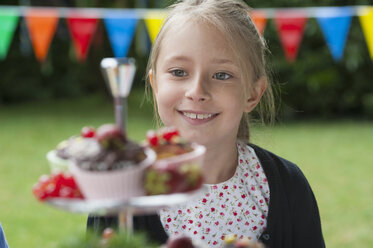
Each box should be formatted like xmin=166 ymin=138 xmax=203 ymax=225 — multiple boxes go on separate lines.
xmin=0 ymin=92 xmax=372 ymax=247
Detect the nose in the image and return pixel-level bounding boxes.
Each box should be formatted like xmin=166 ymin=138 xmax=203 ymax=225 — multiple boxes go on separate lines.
xmin=184 ymin=74 xmax=210 ymax=102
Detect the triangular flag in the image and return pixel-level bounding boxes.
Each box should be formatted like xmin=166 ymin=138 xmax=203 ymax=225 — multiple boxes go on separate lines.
xmin=359 ymin=7 xmax=373 ymax=59
xmin=104 ymin=12 xmax=138 ymax=58
xmin=66 ymin=15 xmax=98 ymax=61
xmin=0 ymin=9 xmax=19 ymax=60
xmin=144 ymin=11 xmax=167 ymax=43
xmin=274 ymin=11 xmax=307 ymax=62
xmin=250 ymin=10 xmax=268 ymax=35
xmin=316 ymin=7 xmax=352 ymax=61
xmin=25 ymin=9 xmax=59 ymax=62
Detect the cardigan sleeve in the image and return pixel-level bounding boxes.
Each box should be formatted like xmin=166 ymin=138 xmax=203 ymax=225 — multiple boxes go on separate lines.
xmin=287 ymin=165 xmax=325 ymax=248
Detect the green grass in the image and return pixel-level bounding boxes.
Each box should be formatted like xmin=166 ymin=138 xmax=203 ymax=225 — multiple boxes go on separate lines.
xmin=0 ymin=92 xmax=372 ymax=247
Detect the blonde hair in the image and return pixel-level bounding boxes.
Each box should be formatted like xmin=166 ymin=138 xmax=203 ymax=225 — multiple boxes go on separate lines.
xmin=146 ymin=0 xmax=275 ymax=141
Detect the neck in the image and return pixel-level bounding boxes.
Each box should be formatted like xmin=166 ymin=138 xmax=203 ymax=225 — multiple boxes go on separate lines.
xmin=201 ymin=138 xmax=238 ymax=184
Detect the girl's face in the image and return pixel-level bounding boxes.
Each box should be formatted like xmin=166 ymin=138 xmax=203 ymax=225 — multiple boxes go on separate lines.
xmin=151 ymin=21 xmax=259 ymax=147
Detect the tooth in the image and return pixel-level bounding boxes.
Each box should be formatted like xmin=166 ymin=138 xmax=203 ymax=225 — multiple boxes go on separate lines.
xmin=190 ymin=113 xmax=197 ymax=119
xmin=197 ymin=114 xmax=204 ymax=119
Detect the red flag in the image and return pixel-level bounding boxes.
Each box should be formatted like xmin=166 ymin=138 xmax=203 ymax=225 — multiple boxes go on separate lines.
xmin=274 ymin=11 xmax=307 ymax=62
xmin=250 ymin=10 xmax=267 ymax=35
xmin=66 ymin=16 xmax=98 ymax=61
xmin=25 ymin=9 xmax=59 ymax=62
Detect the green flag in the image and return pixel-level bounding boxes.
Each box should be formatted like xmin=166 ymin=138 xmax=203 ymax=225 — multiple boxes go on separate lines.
xmin=0 ymin=9 xmax=19 ymax=59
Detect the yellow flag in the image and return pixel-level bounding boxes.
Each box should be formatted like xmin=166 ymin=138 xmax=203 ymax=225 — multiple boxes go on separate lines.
xmin=359 ymin=7 xmax=373 ymax=59
xmin=144 ymin=11 xmax=167 ymax=43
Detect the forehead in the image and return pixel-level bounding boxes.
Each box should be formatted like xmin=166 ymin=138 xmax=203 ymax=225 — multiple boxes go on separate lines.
xmin=157 ymin=19 xmax=239 ymax=66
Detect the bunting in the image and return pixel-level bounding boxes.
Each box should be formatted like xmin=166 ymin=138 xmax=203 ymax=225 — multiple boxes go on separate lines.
xmin=0 ymin=9 xmax=19 ymax=60
xmin=66 ymin=15 xmax=98 ymax=61
xmin=25 ymin=9 xmax=59 ymax=62
xmin=104 ymin=12 xmax=138 ymax=58
xmin=359 ymin=7 xmax=373 ymax=59
xmin=0 ymin=6 xmax=373 ymax=63
xmin=274 ymin=11 xmax=307 ymax=62
xmin=316 ymin=7 xmax=352 ymax=61
xmin=144 ymin=11 xmax=167 ymax=43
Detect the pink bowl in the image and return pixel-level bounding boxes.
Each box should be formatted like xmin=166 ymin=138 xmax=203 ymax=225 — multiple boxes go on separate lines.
xmin=69 ymin=148 xmax=156 ymax=200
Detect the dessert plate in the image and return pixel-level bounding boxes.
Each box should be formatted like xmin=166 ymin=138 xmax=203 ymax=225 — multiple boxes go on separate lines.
xmin=47 ymin=185 xmax=208 ymax=215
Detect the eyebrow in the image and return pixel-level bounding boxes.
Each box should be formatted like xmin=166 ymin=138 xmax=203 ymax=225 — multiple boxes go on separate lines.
xmin=164 ymin=56 xmax=236 ymax=65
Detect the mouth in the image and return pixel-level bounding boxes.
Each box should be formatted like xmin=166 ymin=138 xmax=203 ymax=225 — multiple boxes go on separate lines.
xmin=178 ymin=110 xmax=219 ymax=122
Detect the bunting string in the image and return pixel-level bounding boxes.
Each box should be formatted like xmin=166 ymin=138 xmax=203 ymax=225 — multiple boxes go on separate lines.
xmin=0 ymin=5 xmax=372 ymax=62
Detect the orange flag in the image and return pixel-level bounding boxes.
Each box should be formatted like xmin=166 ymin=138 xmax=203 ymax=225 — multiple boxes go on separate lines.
xmin=25 ymin=9 xmax=58 ymax=62
xmin=250 ymin=10 xmax=268 ymax=35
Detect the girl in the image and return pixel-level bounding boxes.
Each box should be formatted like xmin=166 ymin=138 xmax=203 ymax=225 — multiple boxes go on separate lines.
xmin=88 ymin=0 xmax=325 ymax=247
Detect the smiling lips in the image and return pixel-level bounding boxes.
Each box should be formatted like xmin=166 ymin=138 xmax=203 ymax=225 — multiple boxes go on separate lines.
xmin=179 ymin=110 xmax=219 ymax=123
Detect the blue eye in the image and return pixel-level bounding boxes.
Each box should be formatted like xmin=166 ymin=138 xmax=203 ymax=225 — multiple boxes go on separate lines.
xmin=170 ymin=69 xmax=187 ymax=77
xmin=213 ymin=72 xmax=232 ymax=80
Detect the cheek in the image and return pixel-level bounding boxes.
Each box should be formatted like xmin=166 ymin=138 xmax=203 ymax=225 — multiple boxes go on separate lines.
xmin=154 ymin=84 xmax=181 ymax=124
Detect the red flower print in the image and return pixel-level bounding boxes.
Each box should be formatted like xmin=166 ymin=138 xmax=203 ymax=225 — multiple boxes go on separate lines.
xmin=213 ymin=241 xmax=218 ymax=245
xmin=221 ymin=204 xmax=226 ymax=208
xmin=219 ymin=192 xmax=224 ymax=197
xmin=182 ymin=225 xmax=186 ymax=229
xmin=241 ymin=194 xmax=246 ymax=199
xmin=233 ymin=185 xmax=237 ymax=189
xmin=251 ymin=186 xmax=255 ymax=191
xmin=211 ymin=207 xmax=215 ymax=212
xmin=194 ymin=231 xmax=197 ymax=235
xmin=241 ymin=179 xmax=244 ymax=183
xmin=202 ymin=198 xmax=207 ymax=204
xmin=253 ymin=226 xmax=258 ymax=231
xmin=223 ymin=185 xmax=228 ymax=190
xmin=199 ymin=214 xmax=203 ymax=219
xmin=206 ymin=193 xmax=210 ymax=197
xmin=245 ymin=210 xmax=250 ymax=215
xmin=220 ymin=212 xmax=225 ymax=216
xmin=178 ymin=210 xmax=182 ymax=214
xmin=188 ymin=220 xmax=193 ymax=224
xmin=215 ymin=221 xmax=219 ymax=226
xmin=245 ymin=221 xmax=249 ymax=226
xmin=261 ymin=214 xmax=265 ymax=219
xmin=244 ymin=173 xmax=249 ymax=177
xmin=240 ymin=159 xmax=243 ymax=163
xmin=256 ymin=172 xmax=259 ymax=177
xmin=252 ymin=206 xmax=256 ymax=210
xmin=241 ymin=148 xmax=245 ymax=152
xmin=256 ymin=164 xmax=260 ymax=169
xmin=259 ymin=199 xmax=264 ymax=204
xmin=263 ymin=178 xmax=267 ymax=183
xmin=167 ymin=218 xmax=171 ymax=223
xmin=202 ymin=236 xmax=205 ymax=240
xmin=198 ymin=222 xmax=202 ymax=227
xmin=212 ymin=185 xmax=218 ymax=189
xmin=206 ymin=228 xmax=211 ymax=233
xmin=233 ymin=211 xmax=237 ymax=216
xmin=187 ymin=209 xmax=191 ymax=214
xmin=165 ymin=224 xmax=169 ymax=229
xmin=260 ymin=221 xmax=264 ymax=226
xmin=228 ymin=221 xmax=233 ymax=225
xmin=221 ymin=235 xmax=225 ymax=240
xmin=237 ymin=218 xmax=241 ymax=222
xmin=238 ymin=202 xmax=242 ymax=207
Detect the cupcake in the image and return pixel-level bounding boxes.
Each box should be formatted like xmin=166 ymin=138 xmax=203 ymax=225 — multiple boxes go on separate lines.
xmin=64 ymin=124 xmax=155 ymax=200
xmin=144 ymin=127 xmax=205 ymax=195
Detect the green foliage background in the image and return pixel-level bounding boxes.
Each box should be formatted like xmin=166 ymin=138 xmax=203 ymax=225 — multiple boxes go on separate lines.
xmin=0 ymin=0 xmax=373 ymax=119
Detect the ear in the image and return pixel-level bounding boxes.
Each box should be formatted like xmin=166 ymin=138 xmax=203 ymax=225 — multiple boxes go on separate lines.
xmin=148 ymin=69 xmax=157 ymax=92
xmin=244 ymin=76 xmax=267 ymax=113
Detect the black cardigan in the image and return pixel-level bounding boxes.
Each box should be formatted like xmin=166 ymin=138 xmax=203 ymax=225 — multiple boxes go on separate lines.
xmin=87 ymin=144 xmax=325 ymax=248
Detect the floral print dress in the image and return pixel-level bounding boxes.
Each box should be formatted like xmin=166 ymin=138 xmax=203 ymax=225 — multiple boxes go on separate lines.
xmin=159 ymin=141 xmax=270 ymax=247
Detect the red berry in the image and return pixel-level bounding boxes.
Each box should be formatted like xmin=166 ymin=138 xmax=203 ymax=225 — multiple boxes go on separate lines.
xmin=81 ymin=126 xmax=96 ymax=138
xmin=162 ymin=128 xmax=179 ymax=142
xmin=146 ymin=130 xmax=159 ymax=146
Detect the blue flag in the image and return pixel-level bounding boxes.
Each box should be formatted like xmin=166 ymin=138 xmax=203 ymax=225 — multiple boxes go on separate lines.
xmin=104 ymin=12 xmax=138 ymax=58
xmin=316 ymin=7 xmax=353 ymax=61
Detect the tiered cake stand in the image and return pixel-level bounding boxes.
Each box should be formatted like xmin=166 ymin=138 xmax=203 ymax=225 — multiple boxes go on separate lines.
xmin=46 ymin=186 xmax=208 ymax=235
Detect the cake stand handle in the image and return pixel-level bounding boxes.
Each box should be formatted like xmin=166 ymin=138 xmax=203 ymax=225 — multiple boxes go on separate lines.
xmin=118 ymin=209 xmax=133 ymax=237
